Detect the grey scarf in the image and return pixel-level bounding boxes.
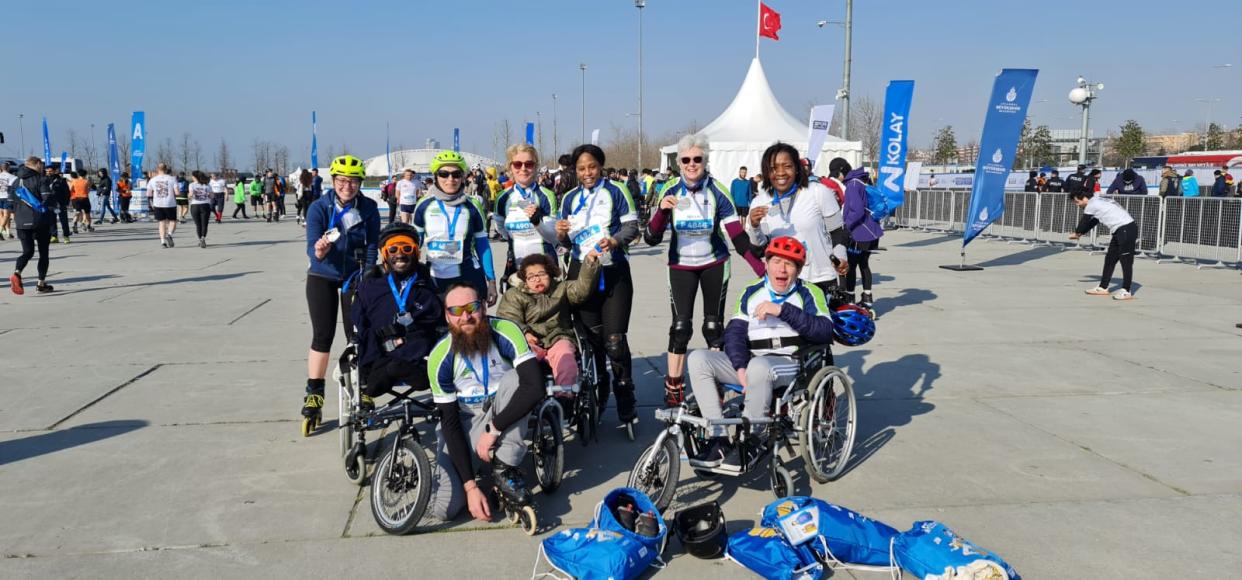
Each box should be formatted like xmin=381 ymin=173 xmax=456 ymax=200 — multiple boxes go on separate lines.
xmin=429 ymin=184 xmax=469 ymax=205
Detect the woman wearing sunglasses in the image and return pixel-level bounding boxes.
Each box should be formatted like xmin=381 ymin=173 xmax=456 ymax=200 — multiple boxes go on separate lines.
xmin=493 ymin=144 xmax=559 ymax=284
xmin=644 ymin=134 xmax=765 ymax=407
xmin=349 ymin=222 xmax=443 ymax=406
xmin=301 ymin=154 xmax=383 ymax=435
xmin=412 ymin=150 xmax=497 ymax=305
xmin=554 ymin=144 xmax=641 ymax=430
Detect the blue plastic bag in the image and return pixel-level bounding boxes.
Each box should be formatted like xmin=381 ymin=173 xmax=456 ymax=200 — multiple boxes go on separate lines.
xmin=726 ymin=526 xmax=824 ymax=580
xmin=892 ymin=521 xmax=1020 ymax=580
xmin=537 ymin=487 xmax=667 ymax=580
xmin=761 ymin=497 xmax=899 ymax=567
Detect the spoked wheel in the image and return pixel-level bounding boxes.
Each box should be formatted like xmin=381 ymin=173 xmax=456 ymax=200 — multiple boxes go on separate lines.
xmin=532 ymin=404 xmax=564 ymax=493
xmin=627 ymin=436 xmax=680 ymax=512
xmin=517 ymin=505 xmax=538 ymax=536
xmin=798 ymin=366 xmax=857 ymax=483
xmin=370 ymin=434 xmax=433 ymax=535
xmin=344 ymin=441 xmax=366 ymax=486
xmin=577 ymin=385 xmax=598 ymax=446
xmin=337 ymin=380 xmax=354 ymax=458
xmin=771 ymin=462 xmax=794 ymax=499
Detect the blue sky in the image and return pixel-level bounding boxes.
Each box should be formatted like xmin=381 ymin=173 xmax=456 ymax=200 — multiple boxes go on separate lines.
xmin=3 ymin=0 xmax=1239 ymax=165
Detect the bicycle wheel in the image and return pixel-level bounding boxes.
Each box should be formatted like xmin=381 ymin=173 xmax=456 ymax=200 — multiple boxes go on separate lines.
xmin=370 ymin=433 xmax=433 ymax=535
xmin=627 ymin=435 xmax=680 ymax=512
xmin=532 ymin=403 xmax=564 ymax=493
xmin=798 ymin=366 xmax=857 ymax=483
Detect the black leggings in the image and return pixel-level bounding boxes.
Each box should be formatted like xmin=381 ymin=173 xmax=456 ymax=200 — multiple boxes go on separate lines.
xmin=15 ymin=225 xmax=51 ymax=279
xmin=233 ymin=203 xmax=248 ymax=218
xmin=306 ymin=275 xmax=355 ymax=353
xmin=120 ymin=197 xmax=132 ymax=221
xmin=361 ymin=358 xmax=431 ymax=398
xmin=190 ymin=203 xmax=212 ymax=239
xmin=1102 ymin=222 xmax=1137 ymax=291
xmin=667 ymin=262 xmax=729 ymax=353
xmin=567 ymin=258 xmax=635 ymax=412
xmin=846 ymin=240 xmax=876 ymax=294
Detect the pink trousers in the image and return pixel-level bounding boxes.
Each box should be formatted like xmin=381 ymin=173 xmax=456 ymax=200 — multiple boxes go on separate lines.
xmin=531 ymin=338 xmax=578 ymax=386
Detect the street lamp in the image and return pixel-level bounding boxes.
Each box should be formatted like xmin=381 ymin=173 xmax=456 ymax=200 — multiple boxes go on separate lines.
xmin=816 ymin=0 xmax=852 ymax=140
xmin=91 ymin=123 xmax=97 ymax=169
xmin=1195 ymin=97 xmax=1222 ymax=149
xmin=18 ymin=114 xmax=25 ymax=157
xmin=552 ymin=93 xmax=559 ymax=156
xmin=1068 ymin=76 xmax=1103 ymax=166
xmin=636 ymin=0 xmax=645 ymax=170
xmin=579 ymin=63 xmax=588 ymax=144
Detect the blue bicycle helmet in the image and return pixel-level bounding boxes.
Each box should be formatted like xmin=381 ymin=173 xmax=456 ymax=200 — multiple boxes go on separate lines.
xmin=833 ymin=304 xmax=875 ymax=346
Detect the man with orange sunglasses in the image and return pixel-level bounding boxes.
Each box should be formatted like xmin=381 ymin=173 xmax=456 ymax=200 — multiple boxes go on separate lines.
xmin=349 ymin=222 xmax=444 ymax=408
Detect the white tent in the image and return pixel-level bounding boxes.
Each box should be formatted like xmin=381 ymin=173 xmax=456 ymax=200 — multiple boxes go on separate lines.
xmin=363 ymin=148 xmax=499 ymax=177
xmin=660 ymin=58 xmax=861 ymax=181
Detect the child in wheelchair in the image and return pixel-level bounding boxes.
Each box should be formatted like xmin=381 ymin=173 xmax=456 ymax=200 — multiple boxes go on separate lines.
xmin=350 ymin=223 xmax=444 ymax=410
xmin=686 ymin=236 xmax=836 ymax=472
xmin=496 ymin=251 xmax=601 ymax=392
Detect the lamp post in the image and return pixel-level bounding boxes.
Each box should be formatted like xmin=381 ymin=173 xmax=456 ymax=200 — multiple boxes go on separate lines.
xmin=579 ymin=63 xmax=588 ymax=144
xmin=552 ymin=93 xmax=559 ymax=156
xmin=91 ymin=123 xmax=97 ymax=169
xmin=636 ymin=0 xmax=645 ymax=170
xmin=18 ymin=114 xmax=25 ymax=157
xmin=817 ymin=0 xmax=851 ymax=139
xmin=1195 ymin=97 xmax=1222 ymax=149
xmin=536 ymin=111 xmax=544 ymax=158
xmin=1068 ymin=77 xmax=1103 ymax=166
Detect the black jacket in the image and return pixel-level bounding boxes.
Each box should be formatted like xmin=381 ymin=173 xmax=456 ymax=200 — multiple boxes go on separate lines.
xmin=97 ymin=175 xmax=113 ymax=196
xmin=350 ymin=264 xmax=443 ymax=371
xmin=1045 ymin=177 xmax=1064 ymax=192
xmin=7 ymin=166 xmax=52 ymax=230
xmin=1064 ymin=172 xmax=1086 ymax=194
xmin=48 ymin=174 xmax=69 ymax=204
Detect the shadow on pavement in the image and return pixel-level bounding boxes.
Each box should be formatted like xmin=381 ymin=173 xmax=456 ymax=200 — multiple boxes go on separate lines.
xmin=47 ymin=271 xmax=261 ymax=296
xmin=894 ymin=234 xmax=958 ymax=248
xmin=833 ymin=350 xmax=938 ymax=478
xmin=0 ymin=420 xmax=149 ymax=466
xmin=974 ymin=245 xmax=1063 ymax=268
xmin=51 ymin=274 xmax=122 ymax=284
xmin=872 ymin=288 xmax=937 ymax=317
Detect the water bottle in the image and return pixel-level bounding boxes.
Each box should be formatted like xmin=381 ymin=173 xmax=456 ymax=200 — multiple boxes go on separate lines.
xmin=594 ymin=242 xmax=613 ymax=267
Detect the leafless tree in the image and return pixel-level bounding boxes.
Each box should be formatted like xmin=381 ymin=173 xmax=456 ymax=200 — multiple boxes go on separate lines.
xmin=252 ymin=139 xmax=270 ymax=174
xmin=849 ymin=96 xmax=883 ymax=166
xmin=215 ymin=139 xmax=231 ymax=174
xmin=273 ymin=145 xmax=290 ymax=174
xmin=179 ymin=132 xmax=195 ymax=174
xmin=156 ymin=137 xmax=176 ymax=171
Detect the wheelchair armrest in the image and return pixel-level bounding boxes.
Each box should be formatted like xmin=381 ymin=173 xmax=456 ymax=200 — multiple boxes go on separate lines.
xmin=793 ymin=343 xmax=831 ymax=362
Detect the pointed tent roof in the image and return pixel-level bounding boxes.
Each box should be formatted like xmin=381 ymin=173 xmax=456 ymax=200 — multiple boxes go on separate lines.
xmin=696 ymin=58 xmax=845 ymax=144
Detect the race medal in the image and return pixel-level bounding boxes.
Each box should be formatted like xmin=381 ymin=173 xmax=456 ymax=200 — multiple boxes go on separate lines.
xmin=395 ymin=312 xmax=414 ymax=326
xmin=323 ymin=228 xmax=341 ymax=243
xmin=676 ymin=197 xmax=692 ymax=210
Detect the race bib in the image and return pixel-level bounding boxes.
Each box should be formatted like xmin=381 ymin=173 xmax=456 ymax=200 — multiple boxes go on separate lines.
xmin=673 ymin=218 xmax=713 ymax=236
xmin=427 ymin=239 xmax=463 ymax=262
xmin=339 ymin=208 xmax=362 ymax=231
xmin=505 ymin=202 xmax=537 ymax=238
xmin=571 ymin=223 xmax=605 ymax=250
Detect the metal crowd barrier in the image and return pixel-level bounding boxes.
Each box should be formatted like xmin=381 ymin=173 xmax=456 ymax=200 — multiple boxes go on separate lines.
xmin=890 ymin=190 xmax=1241 ymax=268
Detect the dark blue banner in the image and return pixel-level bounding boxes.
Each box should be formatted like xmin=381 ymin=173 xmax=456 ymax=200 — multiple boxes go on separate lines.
xmin=877 ymin=80 xmax=914 ymax=210
xmin=311 ymin=111 xmax=319 ymax=170
xmin=59 ymin=152 xmax=67 ymax=173
xmin=131 ymin=112 xmax=145 ymax=187
xmin=525 ymin=122 xmax=535 ymax=146
xmin=453 ymin=128 xmax=460 ymax=152
xmin=107 ymin=123 xmax=120 ymax=193
xmin=42 ymin=117 xmax=51 ymax=165
xmin=963 ymin=69 xmax=1038 ymax=246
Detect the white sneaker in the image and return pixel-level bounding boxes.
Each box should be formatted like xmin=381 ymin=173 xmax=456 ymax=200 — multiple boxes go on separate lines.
xmin=1085 ymin=286 xmax=1109 ymax=296
xmin=1112 ymin=289 xmax=1134 ymax=301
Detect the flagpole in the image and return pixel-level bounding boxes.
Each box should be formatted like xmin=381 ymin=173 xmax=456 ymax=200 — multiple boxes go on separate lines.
xmin=755 ymin=0 xmax=760 ymax=59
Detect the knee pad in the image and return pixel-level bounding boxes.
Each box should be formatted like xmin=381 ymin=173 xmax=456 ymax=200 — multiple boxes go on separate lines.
xmin=668 ymin=318 xmax=694 ymax=354
xmin=605 ymin=333 xmax=630 ymax=363
xmin=701 ymin=315 xmax=724 ymax=349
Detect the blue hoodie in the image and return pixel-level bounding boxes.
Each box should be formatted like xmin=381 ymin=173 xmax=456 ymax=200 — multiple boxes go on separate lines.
xmin=842 ymin=168 xmax=883 ymax=243
xmin=305 ymin=190 xmax=381 ymax=281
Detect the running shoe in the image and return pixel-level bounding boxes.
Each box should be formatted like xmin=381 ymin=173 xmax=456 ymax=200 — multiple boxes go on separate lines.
xmin=35 ymin=282 xmax=54 ymax=294
xmin=161 ymin=237 xmax=168 ymax=248
xmin=50 ymin=236 xmax=58 ymax=243
xmin=198 ymin=238 xmax=206 ymax=248
xmin=9 ymin=272 xmax=23 ymax=295
xmin=61 ymin=237 xmax=70 ymax=244
xmin=1084 ymin=286 xmax=1109 ymax=296
xmin=719 ymin=443 xmax=744 ymax=472
xmin=167 ymin=234 xmax=174 ymax=247
xmin=1113 ymin=289 xmax=1134 ymax=301
xmin=688 ymin=437 xmax=728 ymax=469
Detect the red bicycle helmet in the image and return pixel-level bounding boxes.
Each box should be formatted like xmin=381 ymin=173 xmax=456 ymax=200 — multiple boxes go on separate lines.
xmin=765 ymin=236 xmax=806 ymax=268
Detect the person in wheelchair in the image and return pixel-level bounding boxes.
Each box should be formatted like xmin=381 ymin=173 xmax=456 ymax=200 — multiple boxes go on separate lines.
xmin=686 ymin=236 xmax=834 ymax=472
xmin=495 ymin=251 xmax=601 ymax=391
xmin=350 ymin=223 xmax=444 ymax=409
xmin=427 ymin=283 xmax=547 ymax=522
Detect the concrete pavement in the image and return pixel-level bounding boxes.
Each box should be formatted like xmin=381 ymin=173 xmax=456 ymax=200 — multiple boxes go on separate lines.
xmin=1 ymin=216 xmax=1240 ymax=579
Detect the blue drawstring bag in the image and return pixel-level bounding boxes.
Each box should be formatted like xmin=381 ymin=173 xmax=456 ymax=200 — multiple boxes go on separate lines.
xmin=533 ymin=487 xmax=667 ymax=580
xmin=892 ymin=521 xmax=1020 ymax=580
xmin=726 ymin=526 xmax=825 ymax=580
xmin=15 ymin=185 xmax=45 ymax=214
xmin=761 ymin=497 xmax=899 ymax=568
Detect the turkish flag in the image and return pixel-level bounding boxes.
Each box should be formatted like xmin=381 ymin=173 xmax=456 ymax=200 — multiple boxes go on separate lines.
xmin=759 ymin=3 xmax=782 ymax=40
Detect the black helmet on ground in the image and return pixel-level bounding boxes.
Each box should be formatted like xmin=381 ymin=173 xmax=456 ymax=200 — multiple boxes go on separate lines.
xmin=674 ymin=501 xmax=727 ymax=559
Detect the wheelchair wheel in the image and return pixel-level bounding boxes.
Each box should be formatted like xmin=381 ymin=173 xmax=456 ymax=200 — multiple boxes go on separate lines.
xmin=532 ymin=404 xmax=564 ymax=493
xmin=370 ymin=433 xmax=433 ymax=535
xmin=577 ymin=379 xmax=599 ymax=446
xmin=627 ymin=436 xmax=680 ymax=512
xmin=798 ymin=366 xmax=857 ymax=483
xmin=517 ymin=505 xmax=538 ymax=536
xmin=344 ymin=441 xmax=366 ymax=486
xmin=771 ymin=463 xmax=794 ymax=499
xmin=337 ymin=379 xmax=353 ymax=459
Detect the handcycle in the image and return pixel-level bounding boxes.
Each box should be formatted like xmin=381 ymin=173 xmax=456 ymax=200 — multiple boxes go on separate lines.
xmin=627 ymin=343 xmax=857 ymax=512
xmin=333 ymin=342 xmax=574 ymax=535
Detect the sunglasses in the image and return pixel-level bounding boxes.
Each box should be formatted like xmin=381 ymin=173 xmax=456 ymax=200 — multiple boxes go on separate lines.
xmin=437 ymin=170 xmax=465 ymax=180
xmin=384 ymin=243 xmax=416 ymax=255
xmin=446 ymin=301 xmax=482 ymax=316
xmin=680 ymin=156 xmax=704 ymax=165
xmin=511 ymin=160 xmax=536 ymax=170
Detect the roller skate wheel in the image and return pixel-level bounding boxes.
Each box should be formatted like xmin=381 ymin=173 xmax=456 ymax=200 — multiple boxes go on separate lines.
xmin=623 ymin=422 xmax=635 ymax=442
xmin=301 ymin=416 xmax=319 ymax=437
xmin=518 ymin=505 xmax=538 ymax=535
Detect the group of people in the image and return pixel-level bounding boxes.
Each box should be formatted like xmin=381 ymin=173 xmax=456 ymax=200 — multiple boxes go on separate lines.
xmin=299 ymin=136 xmax=886 ymax=520
xmin=1021 ymin=164 xmax=1239 ymax=198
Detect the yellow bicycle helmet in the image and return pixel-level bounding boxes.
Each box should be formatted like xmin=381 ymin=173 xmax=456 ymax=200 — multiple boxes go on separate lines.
xmin=430 ymin=150 xmax=467 ymax=174
xmin=329 ymin=155 xmax=366 ymax=179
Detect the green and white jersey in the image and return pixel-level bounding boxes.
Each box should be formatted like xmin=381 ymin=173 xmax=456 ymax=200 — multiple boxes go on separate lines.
xmin=427 ymin=317 xmax=534 ymax=404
